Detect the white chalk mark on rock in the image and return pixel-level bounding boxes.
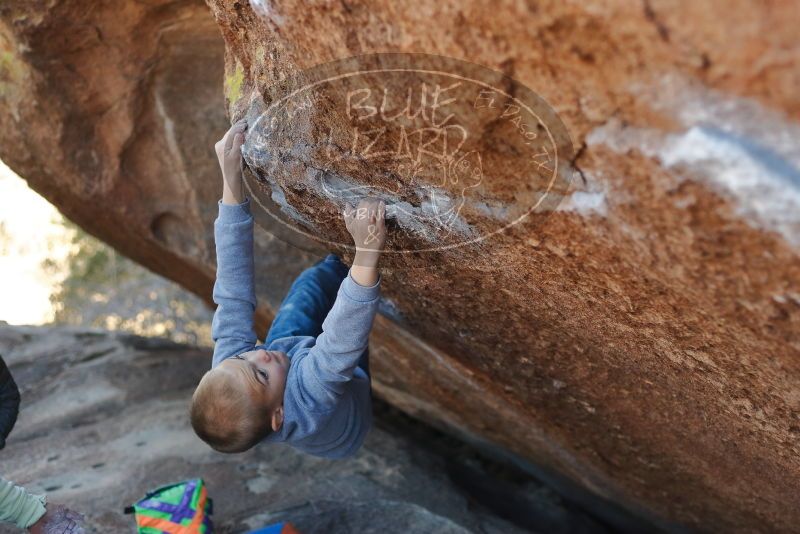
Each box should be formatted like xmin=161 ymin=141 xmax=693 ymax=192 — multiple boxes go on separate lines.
xmin=249 ymin=0 xmax=285 ymax=26
xmin=588 ymin=75 xmax=800 ymax=247
xmin=556 ymin=190 xmax=608 ymax=216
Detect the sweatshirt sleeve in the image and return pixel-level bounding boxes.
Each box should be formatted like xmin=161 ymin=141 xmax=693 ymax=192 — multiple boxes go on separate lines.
xmin=298 ymin=269 xmax=380 ymax=406
xmin=211 ymin=198 xmax=258 ymax=368
xmin=0 ymin=477 xmax=46 ymax=529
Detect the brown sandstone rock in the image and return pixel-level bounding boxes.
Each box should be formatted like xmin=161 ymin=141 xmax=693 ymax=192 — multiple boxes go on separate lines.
xmin=1 ymin=1 xmax=799 ymax=531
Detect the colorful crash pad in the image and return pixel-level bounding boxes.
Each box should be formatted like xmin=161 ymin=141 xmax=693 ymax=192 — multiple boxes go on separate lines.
xmin=125 ymin=478 xmax=213 ymax=533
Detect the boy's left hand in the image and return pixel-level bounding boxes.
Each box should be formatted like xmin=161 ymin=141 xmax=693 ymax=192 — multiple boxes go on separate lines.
xmin=344 ymin=198 xmax=387 ymax=254
xmin=215 ymin=119 xmax=248 ymax=205
xmin=345 ymin=198 xmax=386 ymax=283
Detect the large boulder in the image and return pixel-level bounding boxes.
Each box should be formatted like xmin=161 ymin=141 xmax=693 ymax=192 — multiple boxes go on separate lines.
xmin=1 ymin=0 xmax=799 ymax=531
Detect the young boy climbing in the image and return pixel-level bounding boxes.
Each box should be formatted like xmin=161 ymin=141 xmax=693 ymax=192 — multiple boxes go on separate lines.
xmin=191 ymin=120 xmax=387 ymax=458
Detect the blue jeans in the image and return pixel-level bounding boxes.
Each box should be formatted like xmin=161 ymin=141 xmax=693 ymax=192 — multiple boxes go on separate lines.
xmin=266 ymin=254 xmax=370 ymax=377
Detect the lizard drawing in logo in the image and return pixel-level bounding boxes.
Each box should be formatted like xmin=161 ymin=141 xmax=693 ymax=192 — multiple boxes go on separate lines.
xmin=412 ymin=148 xmax=484 ymax=233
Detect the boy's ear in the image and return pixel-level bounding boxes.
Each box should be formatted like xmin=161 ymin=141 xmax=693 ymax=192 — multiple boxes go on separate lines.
xmin=271 ymin=406 xmax=284 ymax=432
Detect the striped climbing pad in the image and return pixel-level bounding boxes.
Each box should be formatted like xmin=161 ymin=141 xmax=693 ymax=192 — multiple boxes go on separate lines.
xmin=125 ymin=478 xmax=213 ymax=533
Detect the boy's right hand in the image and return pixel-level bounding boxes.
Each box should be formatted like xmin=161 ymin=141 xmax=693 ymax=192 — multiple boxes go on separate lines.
xmin=215 ymin=119 xmax=248 ymax=205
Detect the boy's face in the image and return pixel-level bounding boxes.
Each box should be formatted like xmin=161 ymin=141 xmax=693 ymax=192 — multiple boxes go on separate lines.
xmin=216 ymin=349 xmax=290 ymax=426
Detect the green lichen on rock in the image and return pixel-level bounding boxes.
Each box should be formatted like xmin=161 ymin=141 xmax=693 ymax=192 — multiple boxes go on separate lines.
xmin=255 ymin=45 xmax=267 ymax=63
xmin=224 ymin=61 xmax=244 ymax=105
xmin=0 ymin=51 xmax=18 ymax=74
xmin=0 ymin=47 xmax=27 ymax=117
xmin=0 ymin=51 xmax=23 ymax=94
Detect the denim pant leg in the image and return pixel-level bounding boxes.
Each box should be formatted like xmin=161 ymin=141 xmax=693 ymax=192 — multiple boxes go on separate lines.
xmin=266 ymin=254 xmax=349 ymax=344
xmin=357 ymin=348 xmax=370 ymax=379
xmin=266 ymin=255 xmax=371 ymax=379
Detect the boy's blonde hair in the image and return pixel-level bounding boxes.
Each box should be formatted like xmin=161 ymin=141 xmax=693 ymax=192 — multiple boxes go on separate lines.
xmin=190 ymin=369 xmax=272 ymax=453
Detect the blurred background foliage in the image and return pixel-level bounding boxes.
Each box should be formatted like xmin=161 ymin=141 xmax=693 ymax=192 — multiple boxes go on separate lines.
xmin=43 ymin=220 xmax=212 ymax=346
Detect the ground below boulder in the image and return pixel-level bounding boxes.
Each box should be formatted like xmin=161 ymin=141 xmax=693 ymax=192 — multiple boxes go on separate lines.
xmin=0 ymin=324 xmax=610 ymax=534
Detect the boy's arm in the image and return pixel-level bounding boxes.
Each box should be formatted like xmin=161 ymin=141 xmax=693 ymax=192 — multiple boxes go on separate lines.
xmin=300 ymin=199 xmax=386 ymax=404
xmin=211 ymin=120 xmax=257 ymax=367
xmin=301 ymin=270 xmax=381 ymax=401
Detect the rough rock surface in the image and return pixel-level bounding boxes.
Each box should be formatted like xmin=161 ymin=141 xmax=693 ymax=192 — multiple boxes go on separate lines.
xmin=1 ymin=1 xmax=800 ymax=532
xmin=0 ymin=323 xmax=607 ymax=533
